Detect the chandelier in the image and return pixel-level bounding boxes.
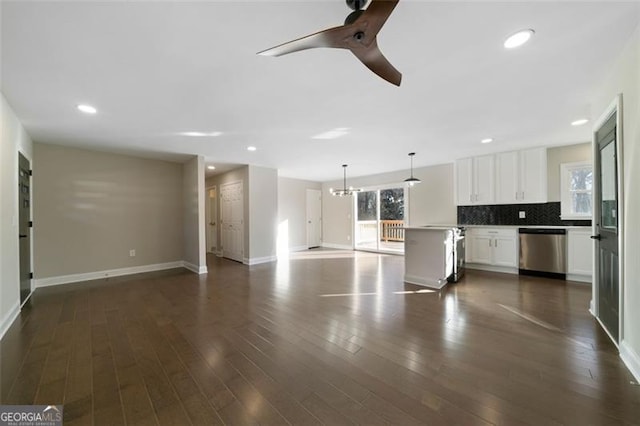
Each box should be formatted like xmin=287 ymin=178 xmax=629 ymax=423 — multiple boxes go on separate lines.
xmin=330 ymin=164 xmax=361 ymax=196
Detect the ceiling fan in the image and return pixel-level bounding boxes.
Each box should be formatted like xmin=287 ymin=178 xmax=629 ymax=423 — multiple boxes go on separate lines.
xmin=258 ymin=0 xmax=402 ymax=87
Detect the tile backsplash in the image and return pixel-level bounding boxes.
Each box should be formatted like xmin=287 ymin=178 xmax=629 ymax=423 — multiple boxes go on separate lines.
xmin=457 ymin=202 xmax=592 ymax=226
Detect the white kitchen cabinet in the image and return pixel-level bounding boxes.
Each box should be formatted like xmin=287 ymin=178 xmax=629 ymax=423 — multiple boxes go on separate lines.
xmin=496 ymin=147 xmax=547 ymax=204
xmin=456 ymin=155 xmax=495 ymax=205
xmin=568 ymin=228 xmax=593 ymax=280
xmin=467 ymin=228 xmax=518 ymax=267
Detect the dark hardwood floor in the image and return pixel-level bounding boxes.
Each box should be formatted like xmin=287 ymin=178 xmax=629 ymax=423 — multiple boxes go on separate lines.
xmin=1 ymin=250 xmax=639 ymax=425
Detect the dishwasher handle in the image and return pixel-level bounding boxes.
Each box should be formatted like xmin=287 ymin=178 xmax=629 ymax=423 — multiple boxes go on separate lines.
xmin=518 ymin=228 xmax=566 ymax=235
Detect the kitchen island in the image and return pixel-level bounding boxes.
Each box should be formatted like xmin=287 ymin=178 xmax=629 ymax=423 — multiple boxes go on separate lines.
xmin=404 ymin=226 xmax=462 ymax=289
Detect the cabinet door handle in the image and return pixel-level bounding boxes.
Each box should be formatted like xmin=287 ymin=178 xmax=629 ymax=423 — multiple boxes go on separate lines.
xmin=470 ymin=194 xmax=473 ymax=202
xmin=495 ymin=239 xmax=498 ymax=248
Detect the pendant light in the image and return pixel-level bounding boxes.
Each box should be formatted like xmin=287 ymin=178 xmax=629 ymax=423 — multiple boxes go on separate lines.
xmin=404 ymin=152 xmax=421 ymax=186
xmin=330 ymin=164 xmax=361 ymax=196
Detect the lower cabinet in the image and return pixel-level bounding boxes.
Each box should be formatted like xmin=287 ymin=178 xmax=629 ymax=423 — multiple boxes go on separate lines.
xmin=568 ymin=228 xmax=593 ymax=280
xmin=466 ymin=228 xmax=518 ymax=268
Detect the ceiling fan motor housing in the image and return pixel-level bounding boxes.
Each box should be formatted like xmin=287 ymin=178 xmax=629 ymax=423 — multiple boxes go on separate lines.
xmin=346 ymin=0 xmax=368 ymax=11
xmin=345 ymin=10 xmax=364 ymax=25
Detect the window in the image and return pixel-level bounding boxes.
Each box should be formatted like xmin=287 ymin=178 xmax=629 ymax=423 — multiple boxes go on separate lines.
xmin=560 ymin=161 xmax=593 ymax=219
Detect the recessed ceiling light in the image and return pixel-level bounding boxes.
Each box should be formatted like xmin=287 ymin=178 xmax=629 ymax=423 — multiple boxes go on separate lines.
xmin=207 ymin=165 xmax=216 ymax=170
xmin=179 ymin=131 xmax=222 ymax=137
xmin=481 ymin=138 xmax=493 ymax=144
xmin=504 ymin=29 xmax=535 ymax=49
xmin=77 ymin=104 xmax=97 ymax=114
xmin=312 ymin=127 xmax=350 ymax=140
xmin=571 ymin=118 xmax=589 ymax=126
xmin=247 ymin=146 xmax=257 ymax=151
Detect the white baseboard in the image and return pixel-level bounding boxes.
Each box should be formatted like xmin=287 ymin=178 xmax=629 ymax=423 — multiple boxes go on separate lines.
xmin=184 ymin=262 xmax=208 ymax=274
xmin=289 ymin=245 xmax=309 ymax=253
xmin=465 ymin=263 xmax=518 ymax=275
xmin=321 ymin=243 xmax=353 ymax=250
xmin=0 ymin=301 xmax=20 ymax=341
xmin=404 ymin=274 xmax=448 ymax=289
xmin=244 ymin=255 xmax=277 ymax=266
xmin=620 ymin=340 xmax=640 ymax=383
xmin=567 ymin=274 xmax=592 ymax=284
xmin=35 ymin=261 xmax=186 ymax=288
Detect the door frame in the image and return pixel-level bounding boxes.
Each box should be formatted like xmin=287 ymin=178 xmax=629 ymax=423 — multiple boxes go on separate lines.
xmin=18 ymin=150 xmax=34 ymax=306
xmin=219 ymin=180 xmax=244 ymax=263
xmin=306 ymin=188 xmax=322 ymax=249
xmin=352 ymin=182 xmax=410 ymax=254
xmin=591 ymin=93 xmax=625 ymax=346
xmin=205 ymin=185 xmax=218 ymax=254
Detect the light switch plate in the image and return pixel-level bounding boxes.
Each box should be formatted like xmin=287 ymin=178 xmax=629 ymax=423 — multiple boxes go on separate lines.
xmin=519 ymin=211 xmax=526 ymax=219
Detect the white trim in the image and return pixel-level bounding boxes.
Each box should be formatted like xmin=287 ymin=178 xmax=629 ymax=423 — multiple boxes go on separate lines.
xmin=559 ymin=160 xmax=593 ymax=220
xmin=465 ymin=263 xmax=518 ymax=275
xmin=35 ymin=261 xmax=185 ymax=287
xmin=595 ymin=315 xmax=619 ymax=349
xmin=620 ymin=340 xmax=640 ymax=383
xmin=589 ymin=299 xmax=595 ymax=316
xmin=205 ymin=184 xmax=218 ymax=255
xmin=404 ymin=274 xmax=448 ymax=289
xmin=183 ymin=262 xmax=208 ymax=274
xmin=289 ymin=245 xmax=309 ymax=253
xmin=321 ymin=242 xmax=353 ymax=250
xmin=566 ymin=274 xmax=591 ymax=284
xmin=0 ymin=301 xmax=20 ymax=341
xmin=243 ymin=255 xmax=277 ymax=266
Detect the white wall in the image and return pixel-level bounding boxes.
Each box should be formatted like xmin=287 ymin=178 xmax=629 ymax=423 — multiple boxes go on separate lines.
xmin=277 ymin=176 xmax=322 ymax=252
xmin=248 ymin=165 xmax=278 ymax=262
xmin=183 ymin=156 xmax=207 ymax=273
xmin=591 ymin=22 xmax=640 ymax=380
xmin=33 ymin=143 xmax=185 ymax=279
xmin=321 ymin=163 xmax=456 ymax=247
xmin=0 ymin=93 xmax=33 ymax=338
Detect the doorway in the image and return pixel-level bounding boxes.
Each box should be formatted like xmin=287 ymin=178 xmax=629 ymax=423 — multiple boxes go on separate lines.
xmin=220 ymin=181 xmax=244 ymax=262
xmin=354 ymin=186 xmax=405 ymax=254
xmin=593 ymin=98 xmax=623 ymax=345
xmin=306 ymin=189 xmax=322 ymax=248
xmin=206 ymin=186 xmax=218 ymax=253
xmin=18 ymin=153 xmax=32 ymax=305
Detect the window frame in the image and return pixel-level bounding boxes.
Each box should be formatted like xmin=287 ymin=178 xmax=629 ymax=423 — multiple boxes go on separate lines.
xmin=560 ymin=160 xmax=593 ymax=220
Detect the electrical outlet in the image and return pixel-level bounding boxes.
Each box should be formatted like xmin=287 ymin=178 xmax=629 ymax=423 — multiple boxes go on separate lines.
xmin=519 ymin=211 xmax=526 ymax=219
xmin=129 ymin=249 xmax=136 ymax=257
xmin=347 ymin=235 xmax=351 ymax=241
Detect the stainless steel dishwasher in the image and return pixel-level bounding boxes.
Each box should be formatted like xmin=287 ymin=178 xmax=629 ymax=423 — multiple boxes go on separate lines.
xmin=518 ymin=228 xmax=567 ymax=279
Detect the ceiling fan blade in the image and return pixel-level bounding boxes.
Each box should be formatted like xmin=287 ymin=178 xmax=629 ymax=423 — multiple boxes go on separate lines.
xmin=350 ymin=38 xmax=402 ymax=86
xmin=257 ymin=25 xmax=354 ymax=57
xmin=354 ymin=0 xmax=399 ymax=36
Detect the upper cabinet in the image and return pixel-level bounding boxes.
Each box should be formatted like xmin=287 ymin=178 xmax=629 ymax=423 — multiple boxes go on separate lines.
xmin=496 ymin=147 xmax=547 ymax=204
xmin=456 ymin=154 xmax=495 ymax=206
xmin=457 ymin=147 xmax=547 ymax=206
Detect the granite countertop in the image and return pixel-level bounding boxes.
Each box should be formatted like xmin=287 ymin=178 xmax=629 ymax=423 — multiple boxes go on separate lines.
xmin=406 ymin=224 xmax=592 ymax=229
xmin=460 ymin=224 xmax=591 ymax=229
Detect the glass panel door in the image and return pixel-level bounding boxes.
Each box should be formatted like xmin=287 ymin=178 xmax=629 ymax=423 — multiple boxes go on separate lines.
xmin=355 ymin=191 xmax=378 ymax=251
xmin=355 ymin=187 xmax=405 ymax=253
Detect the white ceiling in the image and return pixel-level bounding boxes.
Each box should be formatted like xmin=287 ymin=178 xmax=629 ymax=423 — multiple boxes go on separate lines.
xmin=2 ymin=1 xmax=639 ymax=181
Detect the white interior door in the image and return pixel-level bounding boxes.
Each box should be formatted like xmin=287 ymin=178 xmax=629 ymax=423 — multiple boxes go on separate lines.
xmin=306 ymin=189 xmax=322 ymax=248
xmin=207 ymin=187 xmax=217 ymax=253
xmin=220 ymin=181 xmax=244 ymax=262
